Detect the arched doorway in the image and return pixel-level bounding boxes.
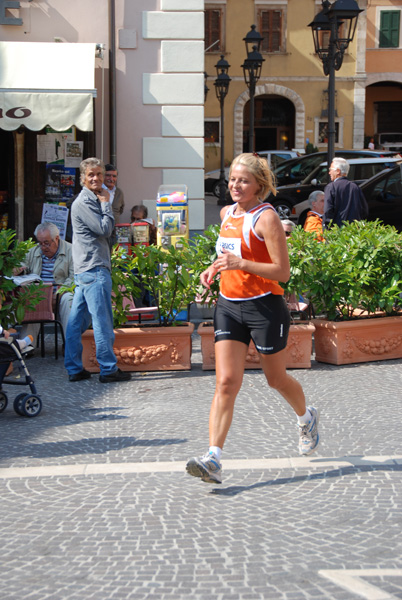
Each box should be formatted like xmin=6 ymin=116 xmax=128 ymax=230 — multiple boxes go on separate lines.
xmin=243 ymin=95 xmax=295 ymax=152
xmin=234 ymin=84 xmax=305 ymax=157
xmin=364 ymin=76 xmax=402 ymax=144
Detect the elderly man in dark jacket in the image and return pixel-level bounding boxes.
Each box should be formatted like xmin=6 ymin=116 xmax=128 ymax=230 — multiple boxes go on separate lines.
xmin=323 ymin=157 xmax=368 ymax=228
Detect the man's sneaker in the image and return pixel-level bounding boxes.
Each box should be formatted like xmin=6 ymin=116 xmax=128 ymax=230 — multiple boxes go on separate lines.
xmin=298 ymin=406 xmax=320 ymax=456
xmin=99 ymin=368 xmax=131 ymax=383
xmin=186 ymin=451 xmax=222 ymax=484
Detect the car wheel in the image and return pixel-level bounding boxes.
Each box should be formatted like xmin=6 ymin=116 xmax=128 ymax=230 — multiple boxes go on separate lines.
xmin=272 ymin=200 xmax=293 ymax=219
xmin=212 ymin=179 xmax=228 ymax=198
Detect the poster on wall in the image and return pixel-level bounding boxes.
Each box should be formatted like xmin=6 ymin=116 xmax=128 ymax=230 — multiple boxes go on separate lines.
xmin=65 ymin=141 xmax=84 ymax=168
xmin=45 ymin=165 xmax=76 ymax=202
xmin=37 ymin=128 xmax=74 ymax=163
xmin=41 ymin=203 xmax=69 ymax=240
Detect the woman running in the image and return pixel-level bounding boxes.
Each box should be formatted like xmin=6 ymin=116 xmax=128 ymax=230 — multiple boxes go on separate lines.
xmin=186 ymin=153 xmax=319 ymax=484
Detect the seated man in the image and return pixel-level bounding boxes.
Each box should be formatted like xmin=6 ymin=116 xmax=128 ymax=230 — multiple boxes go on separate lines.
xmin=130 ymin=204 xmax=157 ymax=245
xmin=304 ymin=190 xmax=324 ymax=241
xmin=19 ymin=222 xmax=74 ymax=340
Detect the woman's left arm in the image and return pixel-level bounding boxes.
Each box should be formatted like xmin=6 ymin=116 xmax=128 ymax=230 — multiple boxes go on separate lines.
xmin=213 ymin=209 xmax=290 ymax=283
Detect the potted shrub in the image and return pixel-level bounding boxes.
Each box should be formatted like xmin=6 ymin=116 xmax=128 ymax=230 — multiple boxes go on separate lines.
xmin=285 ymin=220 xmax=402 ymax=365
xmin=192 ymin=225 xmax=315 ymax=370
xmin=80 ymin=243 xmax=196 ymax=372
xmin=0 ymin=229 xmax=45 ymax=326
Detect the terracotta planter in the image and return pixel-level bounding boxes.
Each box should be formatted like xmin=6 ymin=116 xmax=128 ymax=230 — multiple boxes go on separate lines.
xmin=82 ymin=322 xmax=194 ymax=372
xmin=197 ymin=322 xmax=315 ymax=370
xmin=313 ymin=316 xmax=402 ymax=365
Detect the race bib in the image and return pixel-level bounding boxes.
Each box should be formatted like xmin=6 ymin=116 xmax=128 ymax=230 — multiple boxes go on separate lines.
xmin=216 ymin=236 xmax=242 ymax=258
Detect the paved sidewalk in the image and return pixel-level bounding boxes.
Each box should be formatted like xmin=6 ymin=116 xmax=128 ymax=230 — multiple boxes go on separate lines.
xmin=1 ymin=330 xmax=402 ymax=599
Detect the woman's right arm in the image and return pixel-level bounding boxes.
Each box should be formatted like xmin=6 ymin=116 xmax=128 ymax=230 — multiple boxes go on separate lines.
xmin=200 ymin=265 xmax=218 ymax=289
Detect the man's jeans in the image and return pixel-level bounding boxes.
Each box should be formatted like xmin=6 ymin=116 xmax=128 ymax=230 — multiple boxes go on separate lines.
xmin=64 ymin=267 xmax=116 ymax=376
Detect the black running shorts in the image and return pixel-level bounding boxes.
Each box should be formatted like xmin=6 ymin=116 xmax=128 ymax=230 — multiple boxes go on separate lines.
xmin=214 ymin=294 xmax=290 ymax=355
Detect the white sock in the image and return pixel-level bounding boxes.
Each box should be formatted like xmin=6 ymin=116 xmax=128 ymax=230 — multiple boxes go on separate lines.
xmin=16 ymin=336 xmax=33 ymax=350
xmin=297 ymin=409 xmax=311 ymax=425
xmin=209 ymin=446 xmax=222 ymax=460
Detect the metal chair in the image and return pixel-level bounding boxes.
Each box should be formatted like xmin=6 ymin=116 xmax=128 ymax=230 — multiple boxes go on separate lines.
xmin=19 ymin=283 xmax=66 ymax=359
xmin=120 ymin=288 xmax=159 ymax=324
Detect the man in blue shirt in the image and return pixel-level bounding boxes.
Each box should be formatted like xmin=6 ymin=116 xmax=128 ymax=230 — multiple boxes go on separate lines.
xmin=64 ymin=157 xmax=131 ymax=384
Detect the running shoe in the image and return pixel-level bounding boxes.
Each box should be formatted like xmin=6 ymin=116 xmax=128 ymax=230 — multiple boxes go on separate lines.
xmin=186 ymin=451 xmax=222 ymax=484
xmin=298 ymin=406 xmax=320 ymax=456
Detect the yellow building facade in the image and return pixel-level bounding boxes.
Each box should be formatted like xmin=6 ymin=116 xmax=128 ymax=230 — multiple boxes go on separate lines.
xmin=204 ymin=0 xmax=366 ymax=172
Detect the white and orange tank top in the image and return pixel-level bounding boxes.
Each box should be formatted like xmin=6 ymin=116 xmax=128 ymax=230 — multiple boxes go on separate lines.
xmin=216 ymin=202 xmax=284 ymax=301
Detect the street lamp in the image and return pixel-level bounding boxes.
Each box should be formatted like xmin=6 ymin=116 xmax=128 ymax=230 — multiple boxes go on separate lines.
xmin=204 ymin=71 xmax=210 ymax=102
xmin=214 ymin=55 xmax=231 ymax=205
xmin=242 ymin=25 xmax=264 ymax=152
xmin=308 ymin=0 xmax=363 ymax=167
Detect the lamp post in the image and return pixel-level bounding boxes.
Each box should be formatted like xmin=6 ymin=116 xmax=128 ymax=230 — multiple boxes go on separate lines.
xmin=214 ymin=55 xmax=231 ymax=205
xmin=242 ymin=25 xmax=264 ymax=152
xmin=204 ymin=71 xmax=210 ymax=102
xmin=308 ymin=0 xmax=362 ymax=168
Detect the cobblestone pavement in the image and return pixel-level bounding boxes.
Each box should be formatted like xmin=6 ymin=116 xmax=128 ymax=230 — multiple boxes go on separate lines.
xmin=0 ymin=331 xmax=402 ymax=600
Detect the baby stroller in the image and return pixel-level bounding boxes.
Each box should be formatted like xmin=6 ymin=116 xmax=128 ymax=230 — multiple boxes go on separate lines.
xmin=0 ymin=335 xmax=42 ymax=417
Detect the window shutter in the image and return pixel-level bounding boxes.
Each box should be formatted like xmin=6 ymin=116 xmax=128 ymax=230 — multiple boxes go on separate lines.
xmin=259 ymin=9 xmax=282 ymax=52
xmin=379 ymin=11 xmax=400 ymax=48
xmin=205 ymin=9 xmax=222 ymax=52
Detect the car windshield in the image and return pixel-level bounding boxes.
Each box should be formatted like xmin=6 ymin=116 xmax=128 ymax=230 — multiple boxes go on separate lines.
xmin=288 ymin=155 xmax=325 ymax=180
xmin=271 ymin=154 xmax=292 ymax=169
xmin=273 ymin=156 xmax=303 ymax=174
xmin=302 ymin=164 xmax=329 ymax=185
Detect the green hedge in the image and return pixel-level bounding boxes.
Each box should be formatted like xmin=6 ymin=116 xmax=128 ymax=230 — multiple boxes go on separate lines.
xmin=283 ymin=220 xmax=402 ymax=320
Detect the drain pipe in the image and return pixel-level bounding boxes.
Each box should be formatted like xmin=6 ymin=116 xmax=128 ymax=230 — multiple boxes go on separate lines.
xmin=109 ymin=0 xmax=117 ymax=166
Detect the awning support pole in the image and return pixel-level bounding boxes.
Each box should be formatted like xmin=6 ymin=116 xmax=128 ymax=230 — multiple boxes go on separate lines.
xmin=13 ymin=129 xmax=25 ymax=241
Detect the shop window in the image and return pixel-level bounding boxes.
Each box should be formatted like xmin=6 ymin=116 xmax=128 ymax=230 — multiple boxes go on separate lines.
xmin=205 ymin=7 xmax=224 ymax=53
xmin=205 ymin=120 xmax=220 ymax=146
xmin=257 ymin=8 xmax=285 ymax=53
xmin=379 ymin=10 xmax=401 ymax=48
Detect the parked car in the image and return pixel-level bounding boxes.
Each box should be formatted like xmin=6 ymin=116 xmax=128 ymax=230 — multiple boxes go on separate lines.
xmin=272 ymin=149 xmax=398 ymax=187
xmin=377 ymin=133 xmax=402 ymax=153
xmin=361 ymin=162 xmax=402 ymax=230
xmin=268 ymin=157 xmax=402 ymax=220
xmin=205 ymin=149 xmax=300 ymax=197
xmin=290 ymin=161 xmax=402 ymax=230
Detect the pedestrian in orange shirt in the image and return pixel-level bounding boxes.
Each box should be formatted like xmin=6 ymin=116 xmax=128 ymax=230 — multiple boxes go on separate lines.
xmin=304 ymin=191 xmax=324 ymax=241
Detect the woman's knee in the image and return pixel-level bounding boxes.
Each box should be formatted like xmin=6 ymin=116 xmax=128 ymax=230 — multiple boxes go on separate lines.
xmin=216 ymin=372 xmax=242 ymax=396
xmin=265 ymin=371 xmax=288 ymax=391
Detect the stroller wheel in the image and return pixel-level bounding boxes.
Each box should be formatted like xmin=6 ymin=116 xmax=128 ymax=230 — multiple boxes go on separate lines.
xmin=19 ymin=394 xmax=42 ymax=418
xmin=14 ymin=393 xmax=28 ymax=416
xmin=0 ymin=391 xmax=8 ymax=413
